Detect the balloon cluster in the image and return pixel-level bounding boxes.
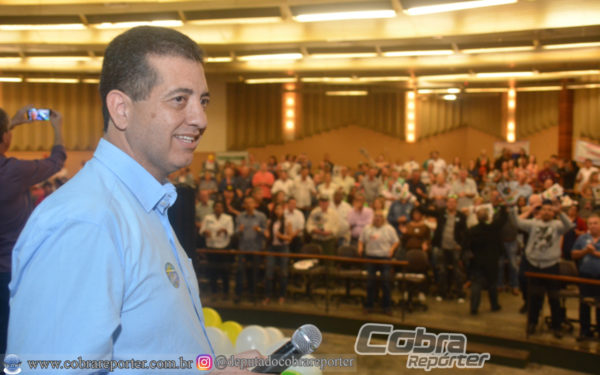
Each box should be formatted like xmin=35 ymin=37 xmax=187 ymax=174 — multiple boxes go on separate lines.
xmin=202 ymin=307 xmax=322 ymax=375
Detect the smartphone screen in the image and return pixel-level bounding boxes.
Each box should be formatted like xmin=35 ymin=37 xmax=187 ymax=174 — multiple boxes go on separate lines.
xmin=27 ymin=108 xmax=50 ymax=121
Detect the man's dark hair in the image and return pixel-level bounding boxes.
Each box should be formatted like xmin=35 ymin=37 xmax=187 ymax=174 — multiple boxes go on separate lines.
xmin=0 ymin=108 xmax=8 ymax=139
xmin=99 ymin=26 xmax=204 ymax=131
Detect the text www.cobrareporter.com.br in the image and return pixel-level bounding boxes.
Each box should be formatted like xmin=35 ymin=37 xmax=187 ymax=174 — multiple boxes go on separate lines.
xmin=26 ymin=357 xmax=195 ymax=372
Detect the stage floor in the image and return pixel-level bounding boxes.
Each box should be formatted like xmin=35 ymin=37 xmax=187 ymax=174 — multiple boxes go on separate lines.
xmin=204 ymin=288 xmax=599 ymax=374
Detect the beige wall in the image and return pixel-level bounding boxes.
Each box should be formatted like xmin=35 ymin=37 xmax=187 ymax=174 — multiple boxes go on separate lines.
xmin=247 ymin=125 xmax=559 ymax=168
xmin=7 ymin=124 xmax=561 ymax=177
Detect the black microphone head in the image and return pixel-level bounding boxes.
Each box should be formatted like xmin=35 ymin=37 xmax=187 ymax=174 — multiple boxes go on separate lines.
xmin=292 ymin=324 xmax=322 ymax=355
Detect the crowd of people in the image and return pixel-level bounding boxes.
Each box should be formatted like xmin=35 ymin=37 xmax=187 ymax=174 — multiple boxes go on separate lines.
xmin=164 ymin=149 xmax=600 ymax=340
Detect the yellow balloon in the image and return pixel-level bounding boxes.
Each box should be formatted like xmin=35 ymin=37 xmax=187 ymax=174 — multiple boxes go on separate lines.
xmin=219 ymin=321 xmax=243 ymax=344
xmin=202 ymin=307 xmax=222 ymax=327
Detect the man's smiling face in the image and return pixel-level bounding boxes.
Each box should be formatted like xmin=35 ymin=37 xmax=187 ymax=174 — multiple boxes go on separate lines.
xmin=124 ymin=54 xmax=209 ymax=182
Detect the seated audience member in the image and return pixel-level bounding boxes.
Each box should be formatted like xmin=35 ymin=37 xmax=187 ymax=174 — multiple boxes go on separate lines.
xmin=467 ymin=206 xmax=507 ymax=315
xmin=509 ymin=199 xmax=574 ymax=338
xmin=347 ymin=193 xmax=374 ymax=245
xmin=264 ymin=203 xmax=292 ymax=305
xmin=358 ymin=210 xmax=399 ymax=315
xmin=332 ymin=190 xmax=352 ymax=246
xmin=429 ymin=196 xmax=468 ymax=301
xmin=570 ymin=213 xmax=600 ymax=341
xmin=284 ymin=197 xmax=305 ymax=253
xmin=235 ymin=196 xmax=268 ymax=303
xmin=271 ymin=170 xmax=295 ymax=199
xmin=306 ymin=195 xmax=340 ymax=257
xmin=201 ymin=201 xmax=234 ymax=300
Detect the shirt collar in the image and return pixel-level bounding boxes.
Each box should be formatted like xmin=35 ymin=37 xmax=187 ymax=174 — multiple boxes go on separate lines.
xmin=93 ymin=138 xmax=177 ymax=214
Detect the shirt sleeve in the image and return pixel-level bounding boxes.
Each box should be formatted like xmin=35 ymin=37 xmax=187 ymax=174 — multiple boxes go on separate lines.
xmin=224 ymin=215 xmax=234 ymax=236
xmin=9 ymin=218 xmax=124 ymax=364
xmin=8 ymin=145 xmax=66 ymax=189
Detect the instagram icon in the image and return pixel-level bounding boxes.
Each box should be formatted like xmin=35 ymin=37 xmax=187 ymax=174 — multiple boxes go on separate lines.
xmin=196 ymin=354 xmax=213 ymax=371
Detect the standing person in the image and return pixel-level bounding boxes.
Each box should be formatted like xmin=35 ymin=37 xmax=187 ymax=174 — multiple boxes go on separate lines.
xmin=201 ymin=201 xmax=234 ymax=300
xmin=430 ymin=196 xmax=468 ymax=301
xmin=361 ymin=168 xmax=381 ymax=206
xmin=450 ymin=169 xmax=478 ymax=210
xmin=491 ymin=191 xmax=520 ymax=295
xmin=0 ymin=106 xmax=66 ymax=354
xmin=358 ymin=211 xmax=399 ymax=315
xmin=467 ymin=207 xmax=507 ymax=315
xmin=292 ymin=167 xmax=316 ymax=218
xmin=509 ymin=200 xmax=574 ymax=338
xmin=284 ymin=197 xmax=305 ymax=253
xmin=264 ymin=203 xmax=292 ymax=305
xmin=7 ymin=27 xmax=259 ymax=373
xmin=235 ymin=196 xmax=268 ymax=303
xmin=570 ymin=213 xmax=600 ymax=341
xmin=306 ymin=195 xmax=340 ymax=257
xmin=347 ymin=193 xmax=374 ymax=245
xmin=271 ymin=170 xmax=295 ymax=199
xmin=332 ymin=190 xmax=352 ymax=246
xmin=252 ymin=162 xmax=275 ymax=202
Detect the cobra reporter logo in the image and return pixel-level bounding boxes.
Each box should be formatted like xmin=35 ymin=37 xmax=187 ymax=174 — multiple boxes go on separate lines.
xmin=3 ymin=354 xmax=21 ymax=375
xmin=354 ymin=324 xmax=490 ymax=371
xmin=196 ymin=355 xmax=212 ymax=371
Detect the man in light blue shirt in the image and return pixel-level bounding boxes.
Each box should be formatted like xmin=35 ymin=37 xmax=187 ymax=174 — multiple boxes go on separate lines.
xmin=7 ymin=26 xmax=254 ymax=374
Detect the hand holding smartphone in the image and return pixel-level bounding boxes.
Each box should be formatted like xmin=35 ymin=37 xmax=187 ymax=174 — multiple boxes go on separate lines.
xmin=27 ymin=108 xmax=51 ymax=121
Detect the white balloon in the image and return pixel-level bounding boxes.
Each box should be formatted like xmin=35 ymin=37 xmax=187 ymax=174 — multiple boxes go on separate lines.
xmin=206 ymin=326 xmax=234 ymax=356
xmin=264 ymin=326 xmax=285 ymax=346
xmin=285 ymin=354 xmax=323 ymax=375
xmin=235 ymin=325 xmax=269 ymax=354
xmin=265 ymin=337 xmax=290 ymax=355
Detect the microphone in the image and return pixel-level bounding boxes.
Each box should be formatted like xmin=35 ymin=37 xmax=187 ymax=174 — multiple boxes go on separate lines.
xmin=251 ymin=324 xmax=322 ymax=374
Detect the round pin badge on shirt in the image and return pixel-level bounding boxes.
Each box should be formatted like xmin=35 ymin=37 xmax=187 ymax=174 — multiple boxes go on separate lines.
xmin=165 ymin=262 xmax=180 ymax=288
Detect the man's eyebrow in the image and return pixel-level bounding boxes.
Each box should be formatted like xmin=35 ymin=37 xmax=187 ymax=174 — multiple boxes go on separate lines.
xmin=164 ymin=88 xmax=194 ymax=97
xmin=201 ymin=91 xmax=210 ymax=98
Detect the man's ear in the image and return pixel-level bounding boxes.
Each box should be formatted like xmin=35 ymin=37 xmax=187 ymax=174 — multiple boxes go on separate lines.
xmin=106 ymin=89 xmax=131 ymax=131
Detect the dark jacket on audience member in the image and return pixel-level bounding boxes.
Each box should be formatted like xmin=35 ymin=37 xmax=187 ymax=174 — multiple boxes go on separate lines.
xmin=427 ymin=207 xmax=468 ymax=250
xmin=466 ymin=206 xmax=508 ymax=279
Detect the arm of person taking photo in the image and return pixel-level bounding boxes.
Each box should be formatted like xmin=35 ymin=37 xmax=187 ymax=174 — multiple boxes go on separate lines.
xmin=8 ymin=107 xmax=66 ymax=187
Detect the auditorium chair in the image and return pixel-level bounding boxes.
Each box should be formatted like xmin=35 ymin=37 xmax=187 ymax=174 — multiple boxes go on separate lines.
xmin=396 ymin=249 xmax=430 ymax=313
xmin=288 ymin=243 xmax=326 ymax=302
xmin=330 ymin=245 xmax=366 ymax=306
xmin=545 ymin=259 xmax=579 ymax=335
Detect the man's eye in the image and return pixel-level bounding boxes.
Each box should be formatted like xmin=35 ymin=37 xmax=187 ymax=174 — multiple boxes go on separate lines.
xmin=201 ymin=97 xmax=210 ymax=108
xmin=173 ymin=96 xmax=186 ymax=104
